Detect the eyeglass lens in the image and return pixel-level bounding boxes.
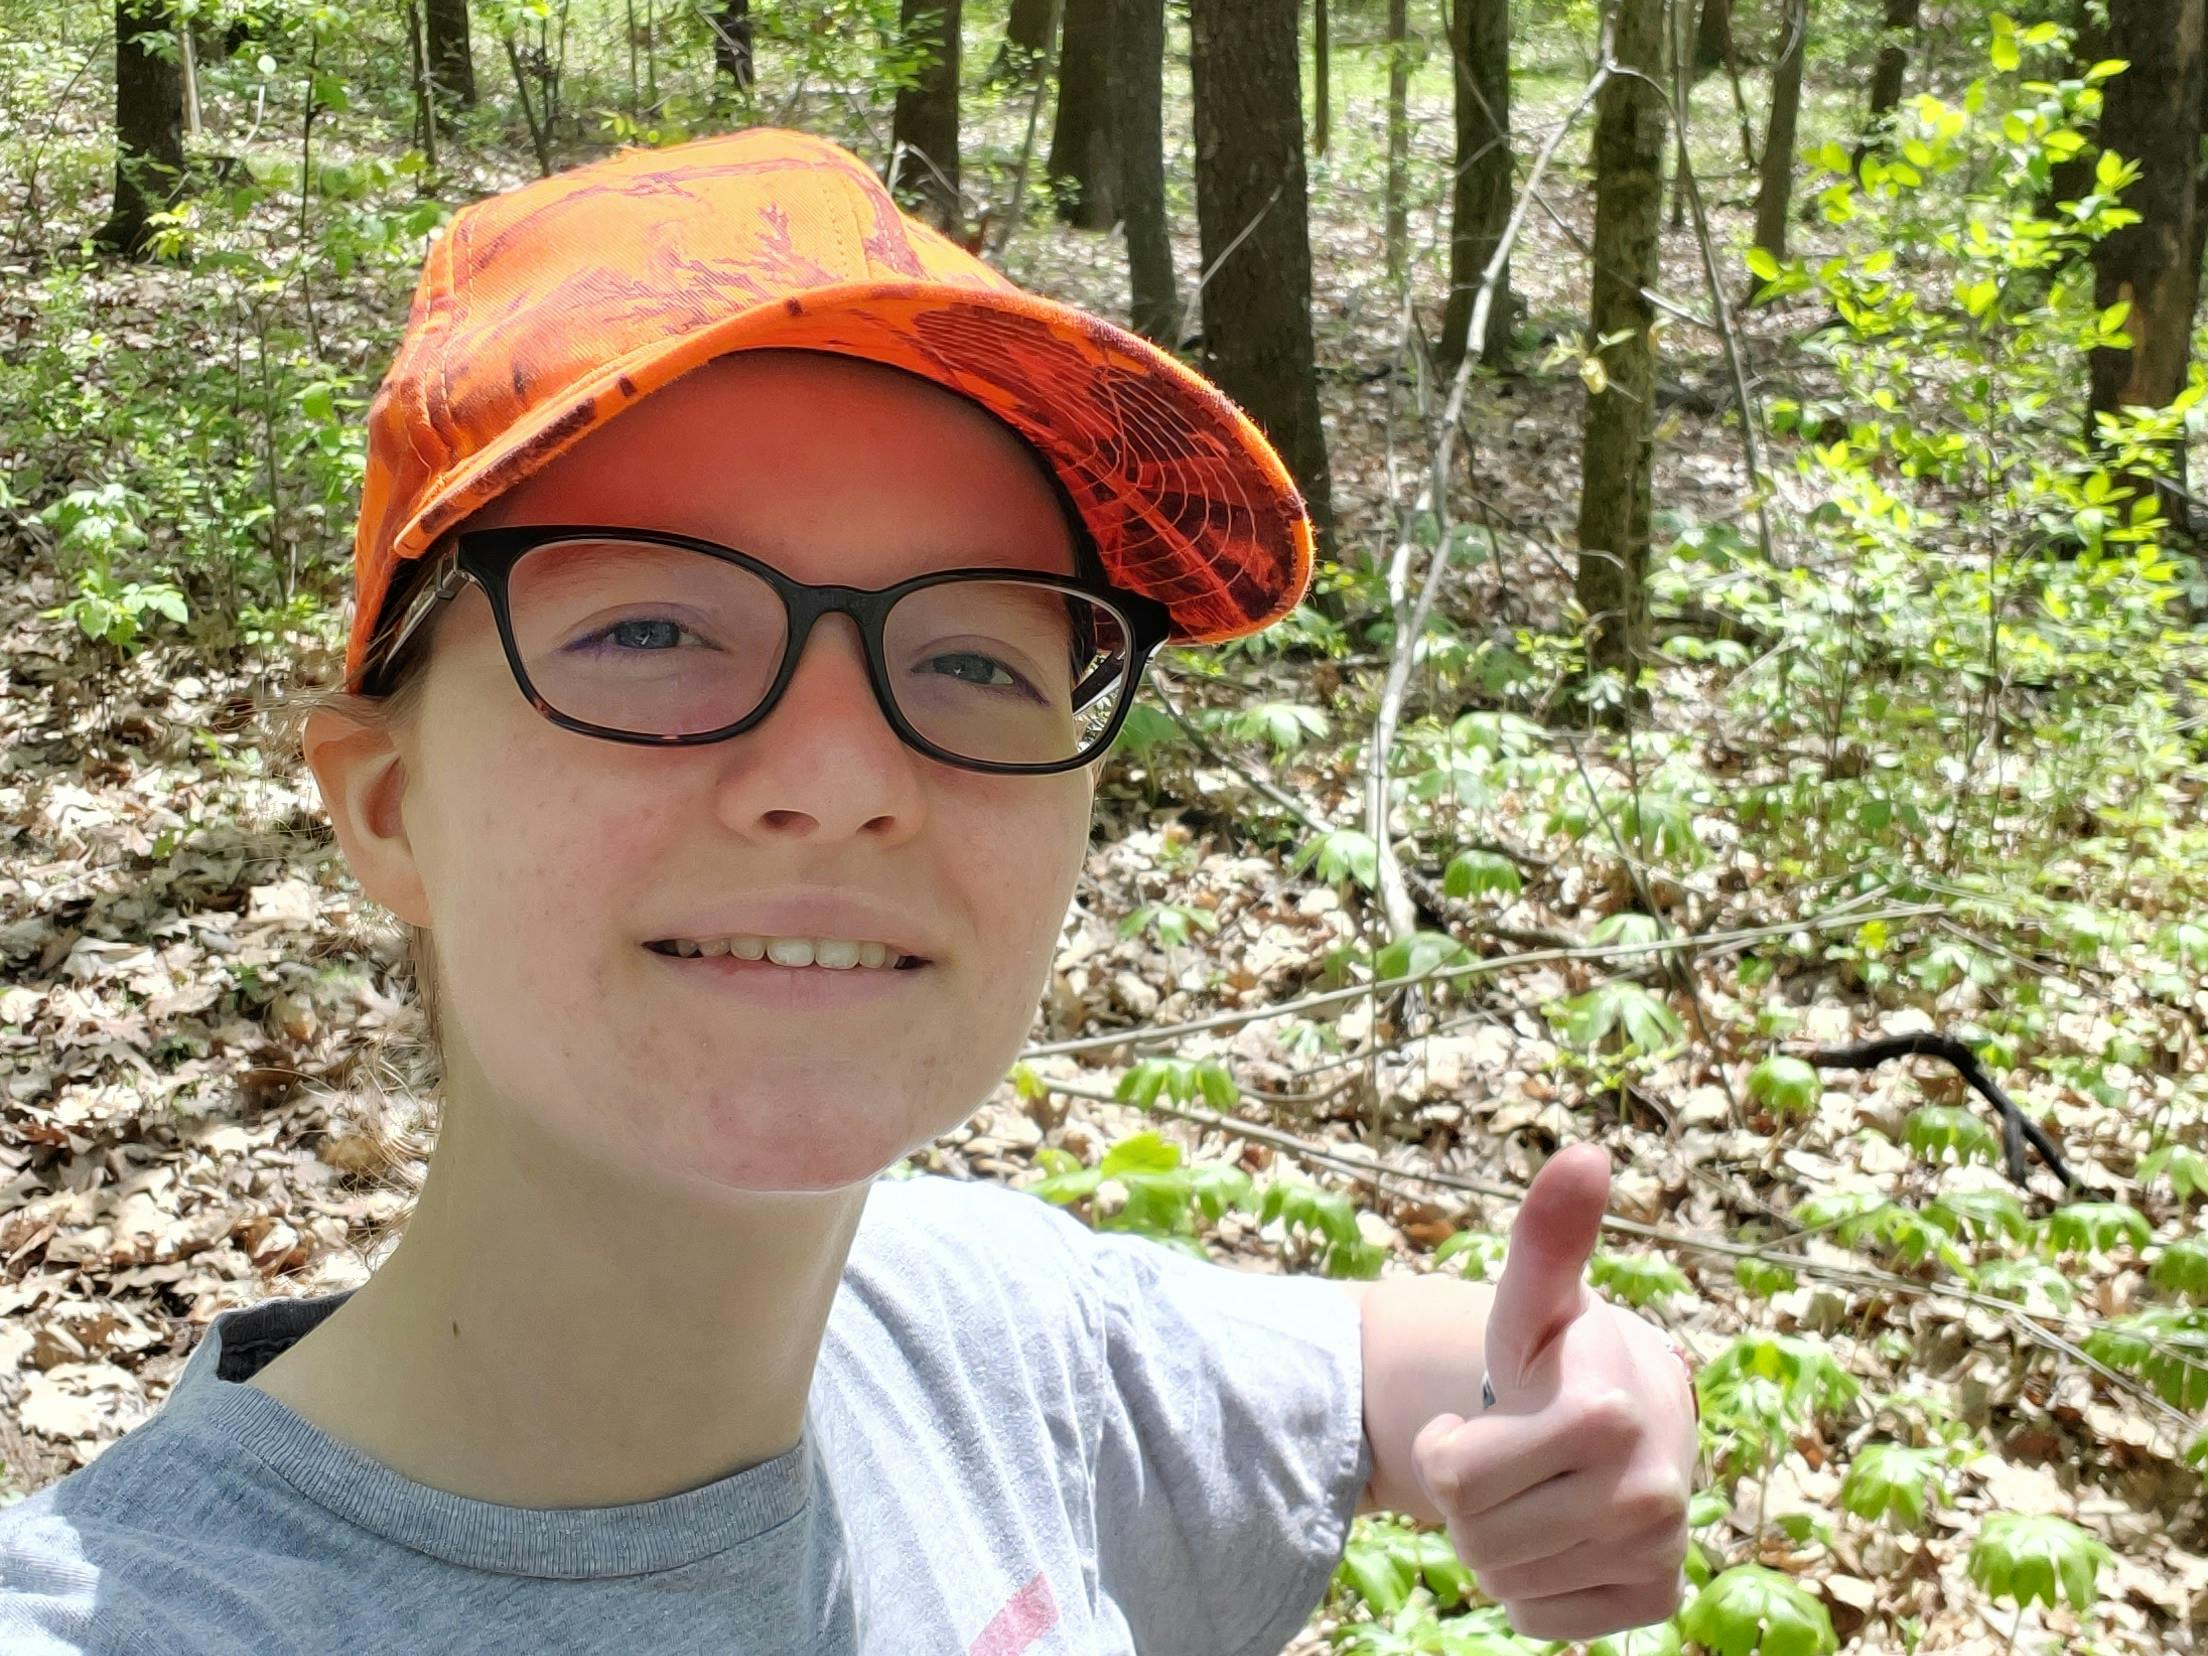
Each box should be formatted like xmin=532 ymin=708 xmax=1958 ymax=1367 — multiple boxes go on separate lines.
xmin=502 ymin=537 xmax=1134 ymax=765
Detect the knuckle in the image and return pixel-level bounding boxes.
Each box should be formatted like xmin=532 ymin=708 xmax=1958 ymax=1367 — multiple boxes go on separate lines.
xmin=1577 ymin=1385 xmax=1641 ymax=1444
xmin=1621 ymin=1470 xmax=1690 ymax=1530
xmin=1476 ymin=1564 xmax=1521 ymax=1601
xmin=1449 ymin=1517 xmax=1501 ymax=1570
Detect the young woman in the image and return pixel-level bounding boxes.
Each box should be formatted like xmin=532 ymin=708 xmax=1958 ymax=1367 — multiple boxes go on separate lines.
xmin=0 ymin=128 xmax=1697 ymax=1653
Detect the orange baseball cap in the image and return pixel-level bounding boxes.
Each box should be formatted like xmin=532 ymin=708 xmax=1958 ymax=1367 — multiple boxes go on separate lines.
xmin=347 ymin=125 xmax=1316 ymax=694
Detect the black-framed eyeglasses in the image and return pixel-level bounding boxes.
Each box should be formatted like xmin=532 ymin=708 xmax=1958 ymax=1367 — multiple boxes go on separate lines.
xmin=358 ymin=525 xmax=1176 ymax=776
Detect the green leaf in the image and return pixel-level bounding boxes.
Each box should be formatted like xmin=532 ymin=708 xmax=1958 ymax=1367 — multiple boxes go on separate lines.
xmin=1678 ymin=1563 xmax=1838 ymax=1656
xmin=1261 ymin=1180 xmax=1361 ymax=1249
xmin=1100 ymin=1130 xmax=1180 ymax=1177
xmin=1559 ymin=981 xmax=1684 ymax=1054
xmin=1967 ymin=1513 xmax=2112 ymax=1612
xmin=1748 ymin=1056 xmax=1821 ymax=1118
xmin=1922 ymin=1188 xmax=2028 ymax=1245
xmin=2041 ymin=1201 xmax=2151 ymax=1258
xmin=1839 ymin=1442 xmax=1948 ymax=1530
xmin=1591 ymin=911 xmax=1663 ymax=948
xmin=1374 ymin=930 xmax=1475 ymax=983
xmin=1590 ymin=1250 xmax=1694 ymax=1307
xmin=1443 ymin=849 xmax=1523 ymax=900
xmin=1735 ymin=1256 xmax=1799 ymax=1299
xmin=2140 ymin=1141 xmax=2208 ymax=1203
xmin=1291 ymin=828 xmax=1380 ymax=893
xmin=1433 ymin=1228 xmax=1510 ymax=1280
xmin=1904 ymin=1104 xmax=2002 ymax=1167
xmin=1972 ymin=1256 xmax=2076 ymax=1312
xmin=1588 ymin=1620 xmax=1684 ymax=1656
xmin=2149 ymin=1239 xmax=2208 ymax=1301
xmin=2082 ymin=1307 xmax=2208 ymax=1409
xmin=1337 ymin=1533 xmax=1417 ymax=1613
xmin=1228 ymin=699 xmax=1330 ymax=755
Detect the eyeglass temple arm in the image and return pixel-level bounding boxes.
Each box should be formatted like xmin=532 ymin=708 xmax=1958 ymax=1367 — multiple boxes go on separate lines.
xmin=365 ymin=544 xmax=468 ymax=685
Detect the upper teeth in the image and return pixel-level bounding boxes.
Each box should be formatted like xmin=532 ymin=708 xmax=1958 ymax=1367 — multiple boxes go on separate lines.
xmin=663 ymin=936 xmax=907 ymax=969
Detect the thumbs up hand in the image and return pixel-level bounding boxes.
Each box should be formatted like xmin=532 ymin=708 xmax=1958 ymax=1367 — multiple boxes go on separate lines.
xmin=1408 ymin=1143 xmax=1699 ymax=1643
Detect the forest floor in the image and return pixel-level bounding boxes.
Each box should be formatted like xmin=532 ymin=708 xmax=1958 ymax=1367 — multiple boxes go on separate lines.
xmin=2 ymin=20 xmax=2206 ymax=1656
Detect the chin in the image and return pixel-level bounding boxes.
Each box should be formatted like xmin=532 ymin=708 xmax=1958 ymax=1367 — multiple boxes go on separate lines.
xmin=610 ymin=1085 xmax=962 ymax=1196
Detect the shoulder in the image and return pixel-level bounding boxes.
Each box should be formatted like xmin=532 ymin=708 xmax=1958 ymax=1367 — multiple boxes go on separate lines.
xmin=837 ymin=1172 xmax=1110 ymax=1375
xmin=848 ymin=1172 xmax=1100 ymax=1309
xmin=0 ymin=1399 xmax=296 ymax=1656
xmin=0 ymin=1475 xmax=176 ymax=1655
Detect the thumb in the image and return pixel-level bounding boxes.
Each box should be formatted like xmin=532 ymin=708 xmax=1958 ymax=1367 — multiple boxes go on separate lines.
xmin=1484 ymin=1142 xmax=1611 ymax=1391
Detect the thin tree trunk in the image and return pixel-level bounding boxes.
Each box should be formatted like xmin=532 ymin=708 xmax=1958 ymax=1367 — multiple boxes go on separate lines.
xmin=425 ymin=0 xmax=475 ymax=122
xmin=97 ymin=0 xmax=185 ymax=257
xmin=1575 ymin=0 xmax=1668 ymax=696
xmin=1439 ymin=0 xmax=1512 ymax=367
xmin=1313 ymin=0 xmax=1330 ymax=155
xmin=404 ymin=0 xmax=439 ymax=173
xmin=1048 ymin=0 xmax=1118 ymax=227
xmin=179 ymin=16 xmax=200 ymax=136
xmin=2086 ymin=0 xmax=2205 ymax=522
xmin=1190 ymin=0 xmax=1335 ymax=543
xmin=1850 ymin=0 xmax=1918 ymax=176
xmin=1385 ymin=0 xmax=1409 ymax=283
xmin=501 ymin=28 xmax=551 ymax=175
xmin=1691 ymin=0 xmax=1729 ymax=77
xmin=1114 ymin=0 xmax=1179 ymax=342
xmin=712 ymin=0 xmax=753 ymax=87
xmin=891 ymin=0 xmax=963 ymax=231
xmin=1668 ymin=0 xmax=1687 ymax=228
xmin=1750 ymin=0 xmax=1806 ymax=261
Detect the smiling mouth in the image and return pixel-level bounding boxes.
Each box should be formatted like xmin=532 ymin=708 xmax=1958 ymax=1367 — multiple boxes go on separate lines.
xmin=642 ymin=940 xmax=930 ymax=970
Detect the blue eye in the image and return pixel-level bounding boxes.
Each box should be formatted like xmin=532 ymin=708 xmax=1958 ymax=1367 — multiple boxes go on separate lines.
xmin=926 ymin=651 xmax=1051 ymax=699
xmin=573 ymin=618 xmax=695 ymax=652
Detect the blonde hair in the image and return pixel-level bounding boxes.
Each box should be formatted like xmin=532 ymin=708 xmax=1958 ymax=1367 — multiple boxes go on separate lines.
xmin=251 ymin=568 xmax=451 ymax=1208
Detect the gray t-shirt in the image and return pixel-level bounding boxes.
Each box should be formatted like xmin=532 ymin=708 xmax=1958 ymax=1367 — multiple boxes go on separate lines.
xmin=0 ymin=1173 xmax=1371 ymax=1655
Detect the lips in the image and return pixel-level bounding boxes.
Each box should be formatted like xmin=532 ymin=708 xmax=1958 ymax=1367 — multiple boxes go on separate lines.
xmin=642 ymin=939 xmax=929 ymax=970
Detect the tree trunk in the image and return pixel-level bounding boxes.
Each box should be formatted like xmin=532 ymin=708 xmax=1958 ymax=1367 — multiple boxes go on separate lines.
xmin=1439 ymin=0 xmax=1512 ymax=368
xmin=425 ymin=0 xmax=475 ymax=119
xmin=1189 ymin=0 xmax=1335 ymax=542
xmin=1692 ymin=0 xmax=1729 ymax=77
xmin=1850 ymin=0 xmax=1917 ymax=176
xmin=891 ymin=0 xmax=963 ymax=231
xmin=1048 ymin=0 xmax=1119 ymax=227
xmin=993 ymin=0 xmax=1058 ymax=80
xmin=712 ymin=0 xmax=753 ymax=87
xmin=1313 ymin=0 xmax=1330 ymax=154
xmin=1114 ymin=0 xmax=1179 ymax=342
xmin=97 ymin=0 xmax=185 ymax=258
xmin=1575 ymin=0 xmax=1668 ymax=694
xmin=1750 ymin=0 xmax=1806 ymax=262
xmin=2086 ymin=0 xmax=2205 ymax=520
xmin=1385 ymin=0 xmax=1409 ymax=282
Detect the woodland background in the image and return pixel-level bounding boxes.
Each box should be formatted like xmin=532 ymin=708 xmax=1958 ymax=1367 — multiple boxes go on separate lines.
xmin=2 ymin=0 xmax=2207 ymax=1651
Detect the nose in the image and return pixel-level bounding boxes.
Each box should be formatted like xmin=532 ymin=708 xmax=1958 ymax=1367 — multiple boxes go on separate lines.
xmin=713 ymin=610 xmax=927 ymax=840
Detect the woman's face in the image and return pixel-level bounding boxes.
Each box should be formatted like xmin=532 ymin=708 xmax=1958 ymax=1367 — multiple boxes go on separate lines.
xmin=321 ymin=351 xmax=1099 ymax=1195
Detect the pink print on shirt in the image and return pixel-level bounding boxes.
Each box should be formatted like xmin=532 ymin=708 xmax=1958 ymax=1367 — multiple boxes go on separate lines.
xmin=966 ymin=1568 xmax=1061 ymax=1655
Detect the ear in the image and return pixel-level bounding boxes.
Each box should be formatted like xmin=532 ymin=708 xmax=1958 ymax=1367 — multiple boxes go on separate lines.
xmin=302 ymin=704 xmax=433 ymax=929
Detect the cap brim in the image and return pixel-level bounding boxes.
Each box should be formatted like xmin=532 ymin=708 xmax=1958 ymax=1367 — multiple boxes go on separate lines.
xmin=350 ymin=282 xmax=1314 ymax=687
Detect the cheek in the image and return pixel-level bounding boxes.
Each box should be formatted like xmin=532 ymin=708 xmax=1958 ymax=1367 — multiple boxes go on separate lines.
xmin=957 ymin=786 xmax=1091 ymax=1009
xmin=421 ymin=751 xmax=674 ymax=1032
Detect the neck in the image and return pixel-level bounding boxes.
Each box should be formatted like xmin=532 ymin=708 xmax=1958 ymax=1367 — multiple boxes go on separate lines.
xmin=249 ymin=1062 xmax=870 ymax=1509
